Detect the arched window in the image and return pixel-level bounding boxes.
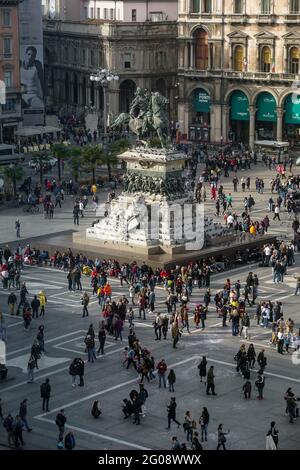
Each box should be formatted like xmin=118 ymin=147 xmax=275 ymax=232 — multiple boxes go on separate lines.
xmin=233 ymin=45 xmax=243 ymax=71
xmin=289 ymin=47 xmax=299 ymax=74
xmin=73 ymin=75 xmax=78 ymax=104
xmin=260 ymin=46 xmax=271 ymax=72
xmin=156 ymin=78 xmax=166 ymax=96
xmin=64 ymin=72 xmax=69 ymax=103
xmin=119 ymin=79 xmax=136 ymax=113
xmin=194 ymin=29 xmax=208 ymax=71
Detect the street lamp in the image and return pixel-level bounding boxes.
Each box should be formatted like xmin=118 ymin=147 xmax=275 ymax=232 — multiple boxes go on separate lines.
xmin=89 ymin=69 xmax=119 ymax=137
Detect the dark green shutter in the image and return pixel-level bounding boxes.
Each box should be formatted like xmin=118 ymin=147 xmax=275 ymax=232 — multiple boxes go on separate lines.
xmin=230 ymin=91 xmax=249 ymax=121
xmin=194 ymin=89 xmax=211 ymax=113
xmin=284 ymin=93 xmax=300 ymax=124
xmin=256 ymin=92 xmax=277 ymax=122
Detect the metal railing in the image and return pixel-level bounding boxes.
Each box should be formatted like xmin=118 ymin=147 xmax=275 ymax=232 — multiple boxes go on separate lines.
xmin=178 ymin=68 xmax=299 ymax=82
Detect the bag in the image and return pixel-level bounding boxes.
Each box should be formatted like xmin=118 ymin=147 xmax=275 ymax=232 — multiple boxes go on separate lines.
xmin=266 ymin=435 xmax=277 ymax=450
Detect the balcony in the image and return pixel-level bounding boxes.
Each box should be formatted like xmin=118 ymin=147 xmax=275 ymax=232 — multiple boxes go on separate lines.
xmin=6 ymin=86 xmax=24 ymax=94
xmin=284 ymin=14 xmax=300 ymax=24
xmin=178 ymin=68 xmax=298 ymax=83
xmin=178 ymin=68 xmax=223 ymax=79
xmin=256 ymin=14 xmax=276 ymax=24
xmin=226 ymin=14 xmax=249 ymax=24
xmin=224 ymin=71 xmax=298 ymax=82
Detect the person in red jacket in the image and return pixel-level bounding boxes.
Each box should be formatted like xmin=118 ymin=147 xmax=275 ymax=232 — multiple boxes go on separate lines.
xmin=156 ymin=359 xmax=167 ymax=388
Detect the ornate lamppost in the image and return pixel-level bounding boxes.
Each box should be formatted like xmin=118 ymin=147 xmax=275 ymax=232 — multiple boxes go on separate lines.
xmin=89 ymin=69 xmax=119 ymax=137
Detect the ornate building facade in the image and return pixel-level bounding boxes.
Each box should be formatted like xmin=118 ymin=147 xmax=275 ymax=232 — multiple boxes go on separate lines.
xmin=178 ymin=0 xmax=300 ymax=147
xmin=0 ymin=0 xmax=22 ymax=143
xmin=43 ymin=18 xmax=178 ymax=126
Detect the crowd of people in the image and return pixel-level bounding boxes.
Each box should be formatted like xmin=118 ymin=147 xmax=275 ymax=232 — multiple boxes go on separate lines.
xmin=2 ymin=139 xmax=300 ymax=451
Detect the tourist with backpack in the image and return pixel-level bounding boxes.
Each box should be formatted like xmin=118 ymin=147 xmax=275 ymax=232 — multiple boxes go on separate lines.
xmin=64 ymin=431 xmax=76 ymax=450
xmin=56 ymin=409 xmax=67 ymax=448
xmin=3 ymin=413 xmax=15 ymax=447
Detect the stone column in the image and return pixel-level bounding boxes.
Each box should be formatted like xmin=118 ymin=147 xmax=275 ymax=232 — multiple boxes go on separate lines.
xmin=222 ymin=105 xmax=230 ymax=142
xmin=191 ymin=42 xmax=195 ymax=68
xmin=177 ymin=100 xmax=189 ymax=136
xmin=249 ymin=105 xmax=256 ymax=150
xmin=211 ymin=104 xmax=222 ymax=142
xmin=178 ymin=42 xmax=184 ymax=68
xmin=184 ymin=42 xmax=189 ymax=68
xmin=277 ymin=107 xmax=283 ymax=142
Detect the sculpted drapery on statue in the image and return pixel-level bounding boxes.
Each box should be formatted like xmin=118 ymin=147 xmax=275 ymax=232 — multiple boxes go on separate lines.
xmin=111 ymin=88 xmax=170 ymax=147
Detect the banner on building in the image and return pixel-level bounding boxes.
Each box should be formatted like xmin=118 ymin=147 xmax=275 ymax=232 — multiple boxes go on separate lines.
xmin=19 ymin=0 xmax=45 ymax=126
xmin=194 ymin=89 xmax=211 ymax=113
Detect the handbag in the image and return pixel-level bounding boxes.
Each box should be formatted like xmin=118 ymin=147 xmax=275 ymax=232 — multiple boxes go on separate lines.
xmin=266 ymin=435 xmax=277 ymax=450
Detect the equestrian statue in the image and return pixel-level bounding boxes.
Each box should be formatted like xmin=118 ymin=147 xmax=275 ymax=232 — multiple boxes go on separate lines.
xmin=111 ymin=87 xmax=170 ymax=147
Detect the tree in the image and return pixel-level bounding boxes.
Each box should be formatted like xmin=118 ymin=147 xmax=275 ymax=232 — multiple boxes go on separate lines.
xmin=100 ymin=151 xmax=118 ymax=181
xmin=3 ymin=164 xmax=24 ymax=197
xmin=30 ymin=151 xmax=51 ymax=185
xmin=106 ymin=139 xmax=131 ymax=180
xmin=68 ymin=147 xmax=82 ymax=183
xmin=51 ymin=143 xmax=70 ymax=180
xmin=80 ymin=145 xmax=104 ymax=183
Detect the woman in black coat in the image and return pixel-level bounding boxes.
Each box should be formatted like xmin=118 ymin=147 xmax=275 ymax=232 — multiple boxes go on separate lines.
xmin=198 ymin=356 xmax=207 ymax=383
xmin=91 ymin=400 xmax=101 ymax=418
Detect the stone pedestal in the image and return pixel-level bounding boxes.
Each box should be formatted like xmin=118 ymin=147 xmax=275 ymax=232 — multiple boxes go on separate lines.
xmin=79 ymin=145 xmax=235 ymax=257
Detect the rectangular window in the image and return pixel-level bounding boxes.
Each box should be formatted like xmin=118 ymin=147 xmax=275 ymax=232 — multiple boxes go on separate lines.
xmin=90 ymin=7 xmax=94 ymax=18
xmin=82 ymin=48 xmax=86 ymax=64
xmin=73 ymin=48 xmax=77 ymax=63
xmin=97 ymin=8 xmax=100 ymax=19
xmin=261 ymin=0 xmax=270 ymax=14
xmin=192 ymin=0 xmax=200 ymax=13
xmin=2 ymin=98 xmax=16 ymax=112
xmin=234 ymin=0 xmax=243 ymax=13
xmin=90 ymin=50 xmax=95 ymax=66
xmin=290 ymin=0 xmax=300 ymax=13
xmin=202 ymin=0 xmax=212 ymax=13
xmin=117 ymin=8 xmax=120 ymax=19
xmin=110 ymin=8 xmax=114 ymax=19
xmin=4 ymin=70 xmax=12 ymax=88
xmin=132 ymin=9 xmax=137 ymax=21
xmin=3 ymin=37 xmax=12 ymax=57
xmin=104 ymin=8 xmax=108 ymax=19
xmin=124 ymin=53 xmax=131 ymax=68
xmin=64 ymin=46 xmax=68 ymax=62
xmin=149 ymin=11 xmax=166 ymax=21
xmin=84 ymin=6 xmax=88 ymax=19
xmin=22 ymin=22 xmax=30 ymax=39
xmin=3 ymin=10 xmax=11 ymax=27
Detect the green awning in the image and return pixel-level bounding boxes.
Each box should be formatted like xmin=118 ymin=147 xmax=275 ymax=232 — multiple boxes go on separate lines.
xmin=284 ymin=93 xmax=300 ymax=124
xmin=194 ymin=89 xmax=211 ymax=113
xmin=256 ymin=92 xmax=277 ymax=122
xmin=230 ymin=91 xmax=249 ymax=121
